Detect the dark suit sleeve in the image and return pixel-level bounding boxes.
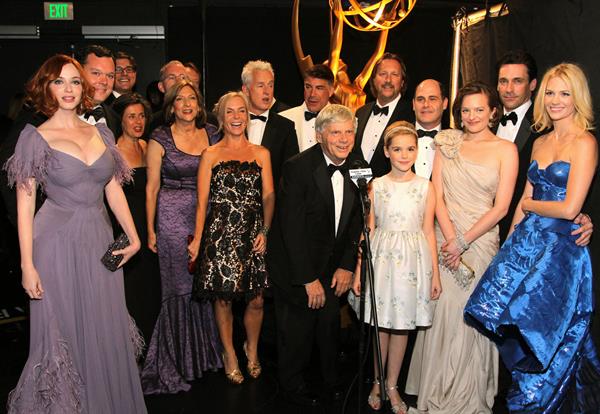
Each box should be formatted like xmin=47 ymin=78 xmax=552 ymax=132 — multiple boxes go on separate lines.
xmin=102 ymin=104 xmax=122 ymax=138
xmin=282 ymin=122 xmax=299 ymax=164
xmin=339 ymin=203 xmax=361 ymax=273
xmin=278 ymin=159 xmax=317 ymax=286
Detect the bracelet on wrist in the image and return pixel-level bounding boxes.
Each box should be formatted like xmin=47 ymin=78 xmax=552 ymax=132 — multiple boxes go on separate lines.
xmin=259 ymin=225 xmax=270 ymax=236
xmin=455 ymin=232 xmax=470 ymax=253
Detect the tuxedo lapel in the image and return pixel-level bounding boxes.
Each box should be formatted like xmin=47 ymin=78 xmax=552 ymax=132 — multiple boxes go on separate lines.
xmin=312 ymin=150 xmax=336 ymax=234
xmin=514 ymin=106 xmax=534 ymax=153
xmin=355 ymin=102 xmax=375 ymax=148
xmin=262 ymin=115 xmax=276 ymax=148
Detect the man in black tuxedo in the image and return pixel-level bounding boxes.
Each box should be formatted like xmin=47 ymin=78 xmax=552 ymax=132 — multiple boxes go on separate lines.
xmin=494 ymin=50 xmax=540 ymax=241
xmin=75 ymin=45 xmax=121 ymax=137
xmin=241 ymin=60 xmax=299 ymax=190
xmin=412 ymin=78 xmax=448 ymax=179
xmin=268 ymin=104 xmax=361 ymax=405
xmin=352 ymin=52 xmax=414 ymax=178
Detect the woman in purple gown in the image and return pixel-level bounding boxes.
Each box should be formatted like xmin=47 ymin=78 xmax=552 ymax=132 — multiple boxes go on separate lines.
xmin=142 ymin=80 xmax=222 ymax=394
xmin=4 ymin=55 xmax=146 ymax=412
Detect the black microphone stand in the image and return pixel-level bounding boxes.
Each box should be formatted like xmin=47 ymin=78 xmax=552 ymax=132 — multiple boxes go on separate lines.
xmin=357 ymin=180 xmax=386 ymax=414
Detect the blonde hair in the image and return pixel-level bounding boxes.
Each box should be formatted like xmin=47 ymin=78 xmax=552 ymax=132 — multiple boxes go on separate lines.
xmin=532 ymin=63 xmax=594 ymax=132
xmin=213 ymin=91 xmax=250 ymax=132
xmin=383 ymin=121 xmax=418 ymax=148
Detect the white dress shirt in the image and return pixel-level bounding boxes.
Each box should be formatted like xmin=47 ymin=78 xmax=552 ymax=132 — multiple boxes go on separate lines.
xmin=79 ymin=105 xmax=107 ymax=126
xmin=496 ymin=100 xmax=532 ymax=142
xmin=361 ymin=94 xmax=401 ymax=163
xmin=248 ymin=110 xmax=269 ymax=145
xmin=300 ymin=102 xmax=318 ymax=152
xmin=323 ymin=152 xmax=344 ymax=236
xmin=414 ymin=121 xmax=440 ymax=179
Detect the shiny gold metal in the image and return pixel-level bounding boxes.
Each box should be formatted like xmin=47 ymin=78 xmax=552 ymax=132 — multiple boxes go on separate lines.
xmin=292 ymin=0 xmax=417 ymax=111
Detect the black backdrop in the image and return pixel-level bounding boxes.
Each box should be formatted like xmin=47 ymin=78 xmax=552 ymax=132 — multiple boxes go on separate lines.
xmin=0 ymin=0 xmax=459 ymax=115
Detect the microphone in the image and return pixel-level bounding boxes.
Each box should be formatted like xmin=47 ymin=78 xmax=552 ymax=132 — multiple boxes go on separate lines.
xmin=348 ymin=159 xmax=373 ymax=193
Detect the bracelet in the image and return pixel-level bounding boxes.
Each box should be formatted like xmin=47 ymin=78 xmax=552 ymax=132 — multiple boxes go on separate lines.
xmin=455 ymin=232 xmax=470 ymax=253
xmin=259 ymin=225 xmax=270 ymax=236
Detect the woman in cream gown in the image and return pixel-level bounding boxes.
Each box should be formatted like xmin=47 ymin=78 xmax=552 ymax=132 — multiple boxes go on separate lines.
xmin=406 ymin=82 xmax=518 ymax=413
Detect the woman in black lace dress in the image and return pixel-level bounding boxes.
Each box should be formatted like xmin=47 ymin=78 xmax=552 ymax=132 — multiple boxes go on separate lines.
xmin=189 ymin=91 xmax=274 ymax=384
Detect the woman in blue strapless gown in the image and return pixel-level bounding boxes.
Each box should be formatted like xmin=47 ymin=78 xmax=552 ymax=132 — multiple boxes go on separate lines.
xmin=465 ymin=63 xmax=600 ymax=413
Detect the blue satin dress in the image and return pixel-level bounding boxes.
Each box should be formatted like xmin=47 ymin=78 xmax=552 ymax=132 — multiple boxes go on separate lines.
xmin=464 ymin=160 xmax=600 ymax=413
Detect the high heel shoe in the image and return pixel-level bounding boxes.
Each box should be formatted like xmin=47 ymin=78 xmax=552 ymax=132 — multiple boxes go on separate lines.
xmin=222 ymin=352 xmax=244 ymax=385
xmin=243 ymin=341 xmax=262 ymax=379
xmin=367 ymin=379 xmax=382 ymax=411
xmin=386 ymin=384 xmax=408 ymax=414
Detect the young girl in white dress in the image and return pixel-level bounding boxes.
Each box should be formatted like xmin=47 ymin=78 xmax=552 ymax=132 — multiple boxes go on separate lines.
xmin=352 ymin=121 xmax=441 ymax=413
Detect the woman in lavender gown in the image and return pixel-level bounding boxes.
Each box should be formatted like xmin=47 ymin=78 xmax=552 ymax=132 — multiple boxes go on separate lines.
xmin=4 ymin=54 xmax=146 ymax=412
xmin=142 ymin=80 xmax=222 ymax=394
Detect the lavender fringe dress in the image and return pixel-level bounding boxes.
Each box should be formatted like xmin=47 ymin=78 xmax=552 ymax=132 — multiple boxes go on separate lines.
xmin=4 ymin=123 xmax=146 ymax=413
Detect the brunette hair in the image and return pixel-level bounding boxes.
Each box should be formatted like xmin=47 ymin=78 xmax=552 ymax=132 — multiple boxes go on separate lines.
xmin=304 ymin=64 xmax=334 ymax=85
xmin=116 ymin=51 xmax=137 ymax=70
xmin=532 ymin=63 xmax=594 ymax=132
xmin=112 ymin=92 xmax=152 ymax=134
xmin=496 ymin=50 xmax=537 ymax=83
xmin=452 ymin=81 xmax=502 ymax=128
xmin=25 ymin=54 xmax=94 ymax=117
xmin=383 ymin=121 xmax=418 ymax=148
xmin=163 ymin=80 xmax=207 ymax=127
xmin=370 ymin=52 xmax=408 ymax=97
xmin=75 ymin=44 xmax=115 ymax=65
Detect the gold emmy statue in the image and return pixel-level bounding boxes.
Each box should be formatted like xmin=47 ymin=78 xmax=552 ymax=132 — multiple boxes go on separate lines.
xmin=292 ymin=0 xmax=417 ymax=111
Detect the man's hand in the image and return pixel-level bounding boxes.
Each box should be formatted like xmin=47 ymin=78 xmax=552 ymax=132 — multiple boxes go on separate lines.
xmin=305 ymin=279 xmax=326 ymax=309
xmin=331 ymin=268 xmax=353 ymax=297
xmin=572 ymin=213 xmax=593 ymax=246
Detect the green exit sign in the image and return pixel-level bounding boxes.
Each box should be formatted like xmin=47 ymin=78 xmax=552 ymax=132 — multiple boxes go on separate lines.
xmin=44 ymin=2 xmax=74 ymax=20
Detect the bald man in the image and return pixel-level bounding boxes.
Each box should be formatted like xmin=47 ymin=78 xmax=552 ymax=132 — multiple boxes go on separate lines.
xmin=412 ymin=79 xmax=448 ymax=179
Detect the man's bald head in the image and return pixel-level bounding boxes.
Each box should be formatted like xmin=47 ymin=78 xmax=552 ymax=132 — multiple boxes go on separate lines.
xmin=412 ymin=79 xmax=448 ymax=130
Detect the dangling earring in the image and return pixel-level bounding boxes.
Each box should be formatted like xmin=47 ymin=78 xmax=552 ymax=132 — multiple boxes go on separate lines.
xmin=488 ymin=118 xmax=494 ymax=128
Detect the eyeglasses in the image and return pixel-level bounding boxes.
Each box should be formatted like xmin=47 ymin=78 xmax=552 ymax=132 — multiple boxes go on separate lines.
xmin=116 ymin=66 xmax=136 ymax=74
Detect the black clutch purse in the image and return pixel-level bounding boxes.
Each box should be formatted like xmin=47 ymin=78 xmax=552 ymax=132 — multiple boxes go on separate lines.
xmin=101 ymin=233 xmax=130 ymax=271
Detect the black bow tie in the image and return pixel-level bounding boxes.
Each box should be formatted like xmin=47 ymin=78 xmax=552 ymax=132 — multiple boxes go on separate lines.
xmin=250 ymin=114 xmax=267 ymax=122
xmin=327 ymin=163 xmax=347 ymax=177
xmin=85 ymin=106 xmax=105 ymax=122
xmin=372 ymin=105 xmax=389 ymax=116
xmin=500 ymin=111 xmax=518 ymax=126
xmin=304 ymin=111 xmax=318 ymax=121
xmin=417 ymin=129 xmax=437 ymax=138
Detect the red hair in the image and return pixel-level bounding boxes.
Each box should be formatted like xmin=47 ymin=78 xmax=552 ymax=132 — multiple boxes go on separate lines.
xmin=25 ymin=54 xmax=94 ymax=117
